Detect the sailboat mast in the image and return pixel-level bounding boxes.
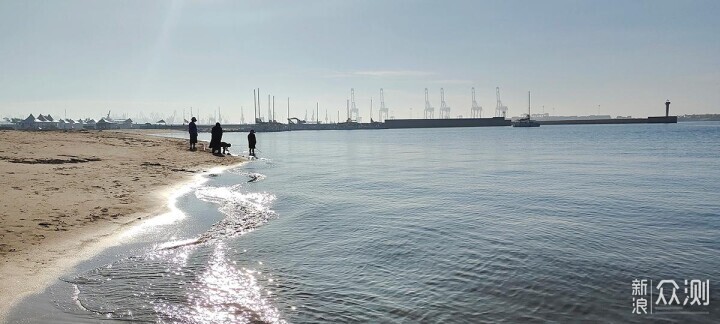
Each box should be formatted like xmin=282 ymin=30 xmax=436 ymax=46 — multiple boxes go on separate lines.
xmin=528 ymin=91 xmax=531 ymax=117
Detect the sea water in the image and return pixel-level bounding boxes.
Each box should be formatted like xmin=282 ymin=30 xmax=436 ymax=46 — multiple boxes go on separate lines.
xmin=9 ymin=122 xmax=720 ymax=323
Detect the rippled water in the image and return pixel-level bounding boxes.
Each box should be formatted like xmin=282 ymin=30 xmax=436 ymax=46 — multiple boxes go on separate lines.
xmin=9 ymin=122 xmax=720 ymax=323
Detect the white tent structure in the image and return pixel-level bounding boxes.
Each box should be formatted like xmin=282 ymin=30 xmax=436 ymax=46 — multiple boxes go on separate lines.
xmin=35 ymin=114 xmax=58 ymax=129
xmin=84 ymin=119 xmax=96 ymax=128
xmin=64 ymin=118 xmax=77 ymax=129
xmin=95 ymin=118 xmax=119 ymax=130
xmin=0 ymin=118 xmax=14 ymax=129
xmin=19 ymin=114 xmax=40 ymax=129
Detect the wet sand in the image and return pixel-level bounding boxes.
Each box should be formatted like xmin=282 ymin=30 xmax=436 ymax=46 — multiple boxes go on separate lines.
xmin=0 ymin=129 xmax=244 ymax=320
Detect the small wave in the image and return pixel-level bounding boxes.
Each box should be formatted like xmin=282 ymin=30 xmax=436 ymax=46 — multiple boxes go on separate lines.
xmin=148 ymin=184 xmax=276 ymax=252
xmin=186 ymin=184 xmax=277 ymax=244
xmin=156 ymin=238 xmax=203 ymax=250
xmin=228 ymin=169 xmax=267 ymax=183
xmin=242 ymin=155 xmax=273 ymax=164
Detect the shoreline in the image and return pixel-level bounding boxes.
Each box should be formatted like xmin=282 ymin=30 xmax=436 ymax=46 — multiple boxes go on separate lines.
xmin=0 ymin=130 xmax=245 ymax=321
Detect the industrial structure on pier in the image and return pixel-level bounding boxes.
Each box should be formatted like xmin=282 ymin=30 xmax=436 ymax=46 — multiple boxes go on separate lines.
xmin=424 ymin=88 xmax=434 ymax=119
xmin=349 ymin=88 xmax=360 ymax=122
xmin=495 ymin=87 xmax=508 ymax=118
xmin=439 ymin=88 xmax=451 ymax=119
xmin=379 ymin=88 xmax=389 ymax=122
xmin=471 ymin=87 xmax=482 ymax=118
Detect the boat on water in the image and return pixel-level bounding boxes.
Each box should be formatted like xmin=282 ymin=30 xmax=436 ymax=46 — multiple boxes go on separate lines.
xmin=512 ymin=91 xmax=540 ymax=127
xmin=512 ymin=115 xmax=540 ymax=127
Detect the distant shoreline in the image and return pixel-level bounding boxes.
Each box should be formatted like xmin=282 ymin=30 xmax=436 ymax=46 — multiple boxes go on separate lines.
xmin=0 ymin=129 xmax=244 ymax=320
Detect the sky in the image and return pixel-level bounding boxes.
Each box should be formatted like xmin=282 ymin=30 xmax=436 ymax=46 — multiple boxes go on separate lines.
xmin=0 ymin=0 xmax=718 ymax=123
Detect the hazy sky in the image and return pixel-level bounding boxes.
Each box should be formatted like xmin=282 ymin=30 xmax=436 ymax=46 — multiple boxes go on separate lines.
xmin=1 ymin=0 xmax=718 ymax=122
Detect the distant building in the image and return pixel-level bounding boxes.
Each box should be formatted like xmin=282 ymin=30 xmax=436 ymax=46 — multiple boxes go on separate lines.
xmin=0 ymin=118 xmax=14 ymax=130
xmin=15 ymin=114 xmax=62 ymax=129
xmin=84 ymin=119 xmax=97 ymax=129
xmin=95 ymin=118 xmax=120 ymax=130
xmin=63 ymin=119 xmax=77 ymax=129
xmin=19 ymin=114 xmax=39 ymax=129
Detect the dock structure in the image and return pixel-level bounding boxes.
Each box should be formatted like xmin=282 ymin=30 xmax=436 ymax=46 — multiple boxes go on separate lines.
xmin=349 ymin=88 xmax=360 ymax=122
xmin=495 ymin=87 xmax=508 ymax=118
xmin=439 ymin=88 xmax=451 ymax=119
xmin=536 ymin=116 xmax=677 ymax=125
xmin=424 ymin=88 xmax=435 ymax=119
xmin=379 ymin=88 xmax=389 ymax=122
xmin=384 ymin=117 xmax=510 ymax=128
xmin=470 ymin=87 xmax=482 ymax=118
xmin=115 ymin=94 xmax=676 ymax=132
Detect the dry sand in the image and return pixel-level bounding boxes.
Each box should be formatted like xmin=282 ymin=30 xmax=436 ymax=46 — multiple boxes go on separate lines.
xmin=0 ymin=129 xmax=244 ymax=320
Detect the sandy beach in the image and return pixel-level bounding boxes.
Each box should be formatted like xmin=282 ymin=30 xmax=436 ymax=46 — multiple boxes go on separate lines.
xmin=0 ymin=129 xmax=243 ymax=320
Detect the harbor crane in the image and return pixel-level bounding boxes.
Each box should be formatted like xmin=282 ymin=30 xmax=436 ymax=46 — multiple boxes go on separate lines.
xmin=495 ymin=87 xmax=508 ymax=118
xmin=424 ymin=88 xmax=435 ymax=119
xmin=439 ymin=88 xmax=451 ymax=119
xmin=349 ymin=88 xmax=360 ymax=121
xmin=379 ymin=88 xmax=389 ymax=122
xmin=471 ymin=87 xmax=482 ymax=118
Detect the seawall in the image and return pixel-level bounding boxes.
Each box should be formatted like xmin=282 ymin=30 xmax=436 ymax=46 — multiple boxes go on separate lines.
xmin=536 ymin=116 xmax=677 ymax=125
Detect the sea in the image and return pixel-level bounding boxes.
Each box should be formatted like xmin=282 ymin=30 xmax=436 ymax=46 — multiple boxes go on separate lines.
xmin=8 ymin=122 xmax=720 ymax=323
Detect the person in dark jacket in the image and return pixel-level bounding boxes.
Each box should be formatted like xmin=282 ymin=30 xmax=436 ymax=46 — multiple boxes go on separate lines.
xmin=209 ymin=122 xmax=223 ymax=155
xmin=188 ymin=117 xmax=198 ymax=151
xmin=247 ymin=129 xmax=257 ymax=156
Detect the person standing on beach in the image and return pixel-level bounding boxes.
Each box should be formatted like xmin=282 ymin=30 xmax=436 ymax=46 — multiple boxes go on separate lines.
xmin=248 ymin=129 xmax=256 ymax=156
xmin=209 ymin=122 xmax=223 ymax=155
xmin=188 ymin=117 xmax=198 ymax=151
